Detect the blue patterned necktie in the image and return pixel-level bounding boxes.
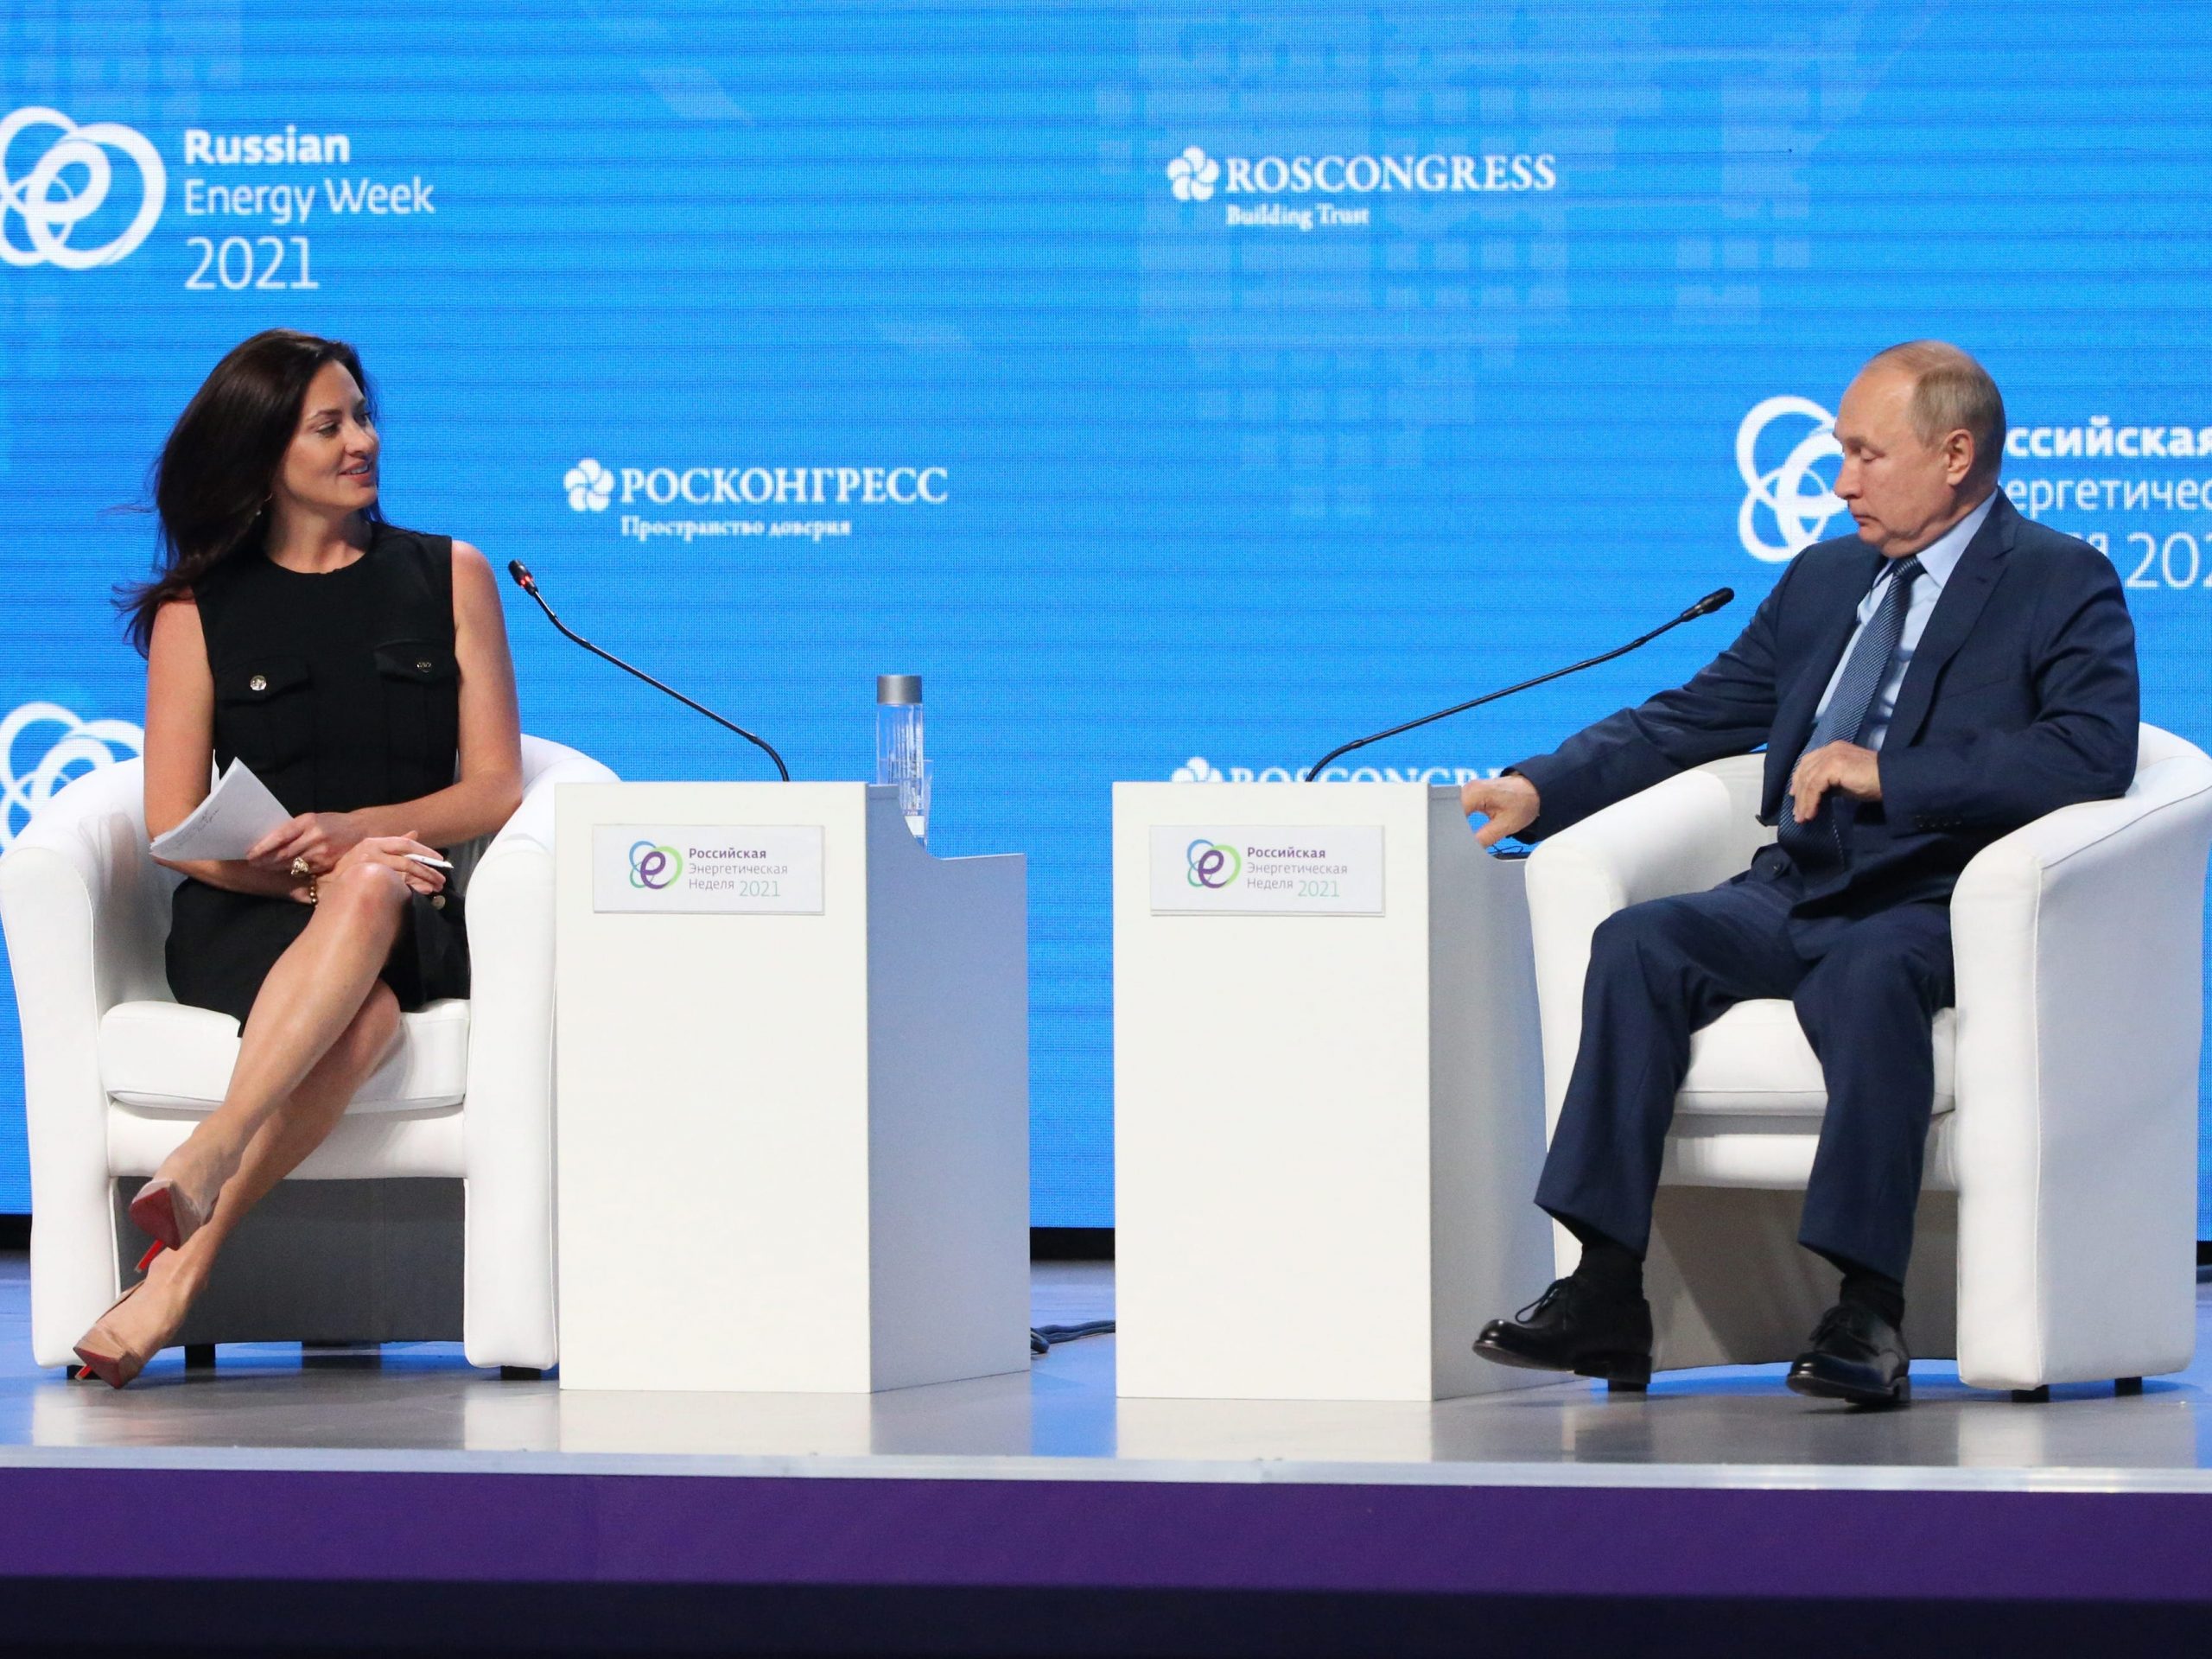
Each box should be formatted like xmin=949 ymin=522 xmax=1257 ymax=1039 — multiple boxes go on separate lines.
xmin=1778 ymin=556 xmax=1923 ymax=869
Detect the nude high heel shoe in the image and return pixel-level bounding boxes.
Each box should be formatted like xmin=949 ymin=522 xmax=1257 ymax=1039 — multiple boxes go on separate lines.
xmin=128 ymin=1148 xmax=231 ymax=1252
xmin=73 ymin=1243 xmax=172 ymax=1389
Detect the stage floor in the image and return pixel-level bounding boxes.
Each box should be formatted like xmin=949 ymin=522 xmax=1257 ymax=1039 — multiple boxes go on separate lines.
xmin=5 ymin=1253 xmax=2211 ymax=1493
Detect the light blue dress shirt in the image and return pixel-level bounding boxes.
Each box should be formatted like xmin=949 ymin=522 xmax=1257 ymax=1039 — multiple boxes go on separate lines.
xmin=1810 ymin=491 xmax=1996 ymax=754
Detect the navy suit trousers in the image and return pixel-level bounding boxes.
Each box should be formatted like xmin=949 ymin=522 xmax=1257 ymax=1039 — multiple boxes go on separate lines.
xmin=1532 ymin=858 xmax=1955 ymax=1283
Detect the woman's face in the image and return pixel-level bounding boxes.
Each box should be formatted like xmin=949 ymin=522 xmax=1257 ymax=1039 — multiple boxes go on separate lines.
xmin=273 ymin=359 xmax=378 ymax=518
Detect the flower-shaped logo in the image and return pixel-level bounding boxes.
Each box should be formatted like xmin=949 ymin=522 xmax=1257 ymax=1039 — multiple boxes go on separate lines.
xmin=1166 ymin=146 xmax=1219 ymax=202
xmin=1171 ymin=756 xmax=1222 ymax=783
xmin=564 ymin=457 xmax=613 ymax=512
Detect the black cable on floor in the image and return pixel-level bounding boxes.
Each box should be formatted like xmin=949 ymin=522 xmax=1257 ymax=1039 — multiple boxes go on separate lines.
xmin=1029 ymin=1319 xmax=1116 ymax=1356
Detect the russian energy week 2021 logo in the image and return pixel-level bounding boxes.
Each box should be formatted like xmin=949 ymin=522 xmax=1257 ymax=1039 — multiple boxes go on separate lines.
xmin=629 ymin=841 xmax=683 ymax=892
xmin=0 ymin=107 xmax=164 ymax=269
xmin=1734 ymin=391 xmax=2212 ymax=580
xmin=1185 ymin=839 xmax=1242 ymax=890
xmin=3 ymin=103 xmax=437 ymax=287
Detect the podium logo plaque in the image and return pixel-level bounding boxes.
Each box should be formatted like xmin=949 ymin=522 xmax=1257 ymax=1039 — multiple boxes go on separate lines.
xmin=592 ymin=824 xmax=825 ymax=914
xmin=1148 ymin=824 xmax=1383 ymax=916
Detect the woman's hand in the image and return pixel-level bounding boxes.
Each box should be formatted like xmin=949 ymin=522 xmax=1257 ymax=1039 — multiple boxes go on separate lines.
xmin=331 ymin=830 xmax=448 ymax=897
xmin=248 ymin=811 xmax=369 ymax=875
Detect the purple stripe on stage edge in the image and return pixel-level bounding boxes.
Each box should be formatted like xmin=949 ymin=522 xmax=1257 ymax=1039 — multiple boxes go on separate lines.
xmin=3 ymin=1471 xmax=2212 ymax=1604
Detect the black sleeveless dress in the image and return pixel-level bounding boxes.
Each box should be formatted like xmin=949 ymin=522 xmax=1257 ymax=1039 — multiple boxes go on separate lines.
xmin=166 ymin=524 xmax=472 ymax=1027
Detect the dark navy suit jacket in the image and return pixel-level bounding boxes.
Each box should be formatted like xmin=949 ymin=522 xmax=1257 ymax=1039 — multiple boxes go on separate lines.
xmin=1511 ymin=493 xmax=2140 ymax=920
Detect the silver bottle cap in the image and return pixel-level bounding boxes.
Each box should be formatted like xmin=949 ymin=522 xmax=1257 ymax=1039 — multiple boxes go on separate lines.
xmin=876 ymin=674 xmax=923 ymax=705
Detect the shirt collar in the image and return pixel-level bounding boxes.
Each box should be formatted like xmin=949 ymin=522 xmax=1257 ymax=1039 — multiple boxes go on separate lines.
xmin=1880 ymin=489 xmax=1996 ymax=594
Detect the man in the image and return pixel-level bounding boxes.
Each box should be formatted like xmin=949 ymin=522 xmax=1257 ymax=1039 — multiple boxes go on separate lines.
xmin=1462 ymin=342 xmax=2138 ymax=1407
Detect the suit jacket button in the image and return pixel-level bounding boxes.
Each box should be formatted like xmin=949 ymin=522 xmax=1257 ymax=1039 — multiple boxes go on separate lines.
xmin=416 ymin=660 xmax=433 ymax=673
xmin=249 ymin=674 xmax=268 ymax=692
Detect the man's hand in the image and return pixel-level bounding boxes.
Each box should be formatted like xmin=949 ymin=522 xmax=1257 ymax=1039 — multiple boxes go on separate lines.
xmin=1790 ymin=741 xmax=1882 ymax=822
xmin=1461 ymin=773 xmax=1541 ymax=848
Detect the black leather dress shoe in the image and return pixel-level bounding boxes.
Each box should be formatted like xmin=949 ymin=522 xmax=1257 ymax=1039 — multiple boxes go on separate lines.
xmin=1786 ymin=1303 xmax=1910 ymax=1408
xmin=1473 ymin=1276 xmax=1654 ymax=1389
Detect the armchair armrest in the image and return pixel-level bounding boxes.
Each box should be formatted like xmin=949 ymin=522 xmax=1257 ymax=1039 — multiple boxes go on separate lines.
xmin=480 ymin=746 xmax=615 ymax=867
xmin=1523 ymin=757 xmax=1767 ymax=1124
xmin=463 ymin=743 xmax=615 ymax=1084
xmin=457 ymin=738 xmax=615 ymax=1367
xmin=1948 ymin=739 xmax=2212 ymax=1388
xmin=0 ymin=760 xmax=171 ymax=1363
xmin=462 ymin=739 xmax=616 ymax=1145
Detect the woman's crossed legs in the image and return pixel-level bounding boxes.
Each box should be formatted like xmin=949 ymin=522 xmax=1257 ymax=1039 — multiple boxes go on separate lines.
xmin=89 ymin=861 xmax=423 ymax=1369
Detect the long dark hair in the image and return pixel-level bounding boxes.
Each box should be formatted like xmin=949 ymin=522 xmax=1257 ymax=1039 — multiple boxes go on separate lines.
xmin=118 ymin=328 xmax=381 ymax=655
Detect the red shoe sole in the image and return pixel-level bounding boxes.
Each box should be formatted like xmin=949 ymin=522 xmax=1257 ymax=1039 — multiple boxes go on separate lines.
xmin=127 ymin=1183 xmax=182 ymax=1252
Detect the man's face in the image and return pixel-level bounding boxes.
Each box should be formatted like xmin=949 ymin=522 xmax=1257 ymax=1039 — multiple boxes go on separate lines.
xmin=1830 ymin=365 xmax=1976 ymax=557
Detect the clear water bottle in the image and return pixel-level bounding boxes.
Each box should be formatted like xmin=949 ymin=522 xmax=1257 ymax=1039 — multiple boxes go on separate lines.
xmin=876 ymin=674 xmax=930 ymax=843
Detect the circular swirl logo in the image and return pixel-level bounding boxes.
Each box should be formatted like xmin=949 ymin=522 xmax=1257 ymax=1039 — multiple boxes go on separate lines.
xmin=628 ymin=840 xmax=683 ymax=890
xmin=1166 ymin=146 xmax=1220 ymax=203
xmin=0 ymin=106 xmax=167 ymax=270
xmin=564 ymin=457 xmax=614 ymax=512
xmin=1185 ymin=838 xmax=1241 ymax=890
xmin=1736 ymin=395 xmax=1847 ymax=563
xmin=0 ymin=701 xmax=143 ymax=849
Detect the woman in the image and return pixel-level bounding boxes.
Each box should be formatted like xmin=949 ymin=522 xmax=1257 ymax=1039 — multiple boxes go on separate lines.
xmin=75 ymin=329 xmax=524 ymax=1387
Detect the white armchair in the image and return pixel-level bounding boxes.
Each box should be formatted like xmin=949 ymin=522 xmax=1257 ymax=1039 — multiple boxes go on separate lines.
xmin=0 ymin=734 xmax=615 ymax=1372
xmin=1523 ymin=723 xmax=2212 ymax=1393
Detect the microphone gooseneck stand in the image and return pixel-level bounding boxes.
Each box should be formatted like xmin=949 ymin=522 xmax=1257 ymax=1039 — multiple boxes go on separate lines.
xmin=505 ymin=561 xmax=791 ymax=782
xmin=1305 ymin=588 xmax=1736 ymax=783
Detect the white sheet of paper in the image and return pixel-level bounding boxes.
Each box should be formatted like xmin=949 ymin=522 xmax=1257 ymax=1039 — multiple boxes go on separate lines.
xmin=149 ymin=759 xmax=293 ymax=863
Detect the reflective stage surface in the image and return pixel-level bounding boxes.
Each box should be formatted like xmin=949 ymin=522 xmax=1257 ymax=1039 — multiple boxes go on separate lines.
xmin=6 ymin=1255 xmax=2211 ymax=1493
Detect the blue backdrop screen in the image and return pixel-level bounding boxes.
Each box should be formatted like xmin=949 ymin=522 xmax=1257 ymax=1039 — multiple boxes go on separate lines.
xmin=3 ymin=3 xmax=2209 ymax=1226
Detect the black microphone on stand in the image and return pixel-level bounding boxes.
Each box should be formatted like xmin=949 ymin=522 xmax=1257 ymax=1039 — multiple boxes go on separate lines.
xmin=1305 ymin=588 xmax=1736 ymax=782
xmin=506 ymin=561 xmax=791 ymax=782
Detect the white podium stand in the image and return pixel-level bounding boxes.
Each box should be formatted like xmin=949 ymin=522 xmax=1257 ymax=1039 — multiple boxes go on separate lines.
xmin=554 ymin=783 xmax=1028 ymax=1393
xmin=1113 ymin=783 xmax=1552 ymax=1401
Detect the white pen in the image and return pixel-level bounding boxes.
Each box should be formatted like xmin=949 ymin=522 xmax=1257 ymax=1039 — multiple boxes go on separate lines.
xmin=406 ymin=852 xmax=454 ymax=870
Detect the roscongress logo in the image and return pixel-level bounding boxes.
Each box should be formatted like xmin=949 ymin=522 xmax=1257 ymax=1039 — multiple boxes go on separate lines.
xmin=1737 ymin=396 xmax=1847 ymax=563
xmin=1166 ymin=147 xmax=1220 ymax=201
xmin=1 ymin=106 xmax=167 ymax=270
xmin=628 ymin=841 xmax=683 ymax=891
xmin=563 ymin=460 xmax=948 ymax=511
xmin=1172 ymin=753 xmax=1503 ymax=785
xmin=1165 ymin=141 xmax=1560 ymax=232
xmin=1185 ymin=839 xmax=1242 ymax=890
xmin=1165 ymin=143 xmax=1557 ymax=200
xmin=564 ymin=457 xmax=614 ymax=512
xmin=0 ymin=701 xmax=143 ymax=848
